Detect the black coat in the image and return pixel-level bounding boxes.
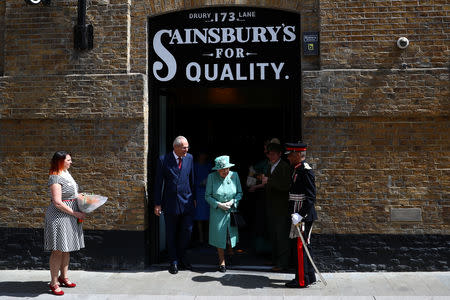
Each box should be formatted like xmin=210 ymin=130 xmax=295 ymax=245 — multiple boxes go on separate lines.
xmin=289 ymin=160 xmax=318 ymax=222
xmin=265 ymin=159 xmax=291 ymax=217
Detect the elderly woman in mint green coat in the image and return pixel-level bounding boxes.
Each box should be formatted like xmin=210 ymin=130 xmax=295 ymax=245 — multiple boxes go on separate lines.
xmin=205 ymin=155 xmax=243 ymax=273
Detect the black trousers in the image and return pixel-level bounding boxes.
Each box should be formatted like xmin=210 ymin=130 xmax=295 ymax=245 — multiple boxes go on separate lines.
xmin=164 ymin=212 xmax=193 ymax=264
xmin=268 ymin=214 xmax=290 ymax=268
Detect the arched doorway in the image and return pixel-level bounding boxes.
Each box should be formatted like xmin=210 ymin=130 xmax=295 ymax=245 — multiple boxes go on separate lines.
xmin=148 ymin=6 xmax=302 ymax=268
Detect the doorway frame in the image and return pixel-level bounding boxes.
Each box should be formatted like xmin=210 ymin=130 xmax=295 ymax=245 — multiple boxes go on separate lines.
xmin=147 ymin=7 xmax=303 ymax=265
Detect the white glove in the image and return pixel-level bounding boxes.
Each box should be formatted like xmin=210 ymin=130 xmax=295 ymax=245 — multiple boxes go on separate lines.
xmin=291 ymin=213 xmax=303 ymax=225
xmin=218 ymin=202 xmax=231 ymax=211
xmin=225 ymin=199 xmax=235 ymax=207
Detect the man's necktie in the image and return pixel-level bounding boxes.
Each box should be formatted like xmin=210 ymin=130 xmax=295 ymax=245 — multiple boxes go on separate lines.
xmin=178 ymin=157 xmax=182 ymax=169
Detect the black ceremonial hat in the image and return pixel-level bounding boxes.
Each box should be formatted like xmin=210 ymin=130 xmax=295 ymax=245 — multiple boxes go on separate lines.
xmin=284 ymin=142 xmax=307 ymax=154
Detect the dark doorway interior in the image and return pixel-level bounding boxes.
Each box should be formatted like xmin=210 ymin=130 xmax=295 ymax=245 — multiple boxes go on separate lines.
xmin=151 ymin=85 xmax=299 ymax=269
xmin=166 ymin=86 xmax=288 ymax=172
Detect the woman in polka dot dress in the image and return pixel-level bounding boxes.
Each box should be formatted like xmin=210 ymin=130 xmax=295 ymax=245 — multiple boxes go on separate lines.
xmin=44 ymin=151 xmax=86 ymax=296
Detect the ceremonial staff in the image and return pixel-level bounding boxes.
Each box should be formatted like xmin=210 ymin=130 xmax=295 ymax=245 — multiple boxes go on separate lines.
xmin=294 ymin=221 xmax=327 ymax=286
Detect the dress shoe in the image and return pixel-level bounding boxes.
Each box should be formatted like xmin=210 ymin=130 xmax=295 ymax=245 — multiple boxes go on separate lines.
xmin=49 ymin=284 xmax=64 ymax=296
xmin=218 ymin=265 xmax=226 ymax=273
xmin=58 ymin=276 xmax=76 ymax=288
xmin=285 ymin=279 xmax=307 ymax=288
xmin=169 ymin=263 xmax=178 ymax=274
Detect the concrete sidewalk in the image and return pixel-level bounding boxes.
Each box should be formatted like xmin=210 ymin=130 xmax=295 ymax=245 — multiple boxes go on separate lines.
xmin=0 ymin=267 xmax=449 ymax=299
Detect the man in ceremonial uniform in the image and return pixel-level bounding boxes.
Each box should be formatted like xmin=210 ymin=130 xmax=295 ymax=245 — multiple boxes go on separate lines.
xmin=284 ymin=142 xmax=318 ymax=288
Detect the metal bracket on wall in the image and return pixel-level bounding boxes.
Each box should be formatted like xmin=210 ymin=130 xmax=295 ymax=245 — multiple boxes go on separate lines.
xmin=74 ymin=0 xmax=94 ymax=50
xmin=74 ymin=24 xmax=94 ymax=51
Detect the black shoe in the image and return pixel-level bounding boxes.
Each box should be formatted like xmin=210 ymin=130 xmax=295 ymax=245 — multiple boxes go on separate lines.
xmin=169 ymin=263 xmax=178 ymax=274
xmin=218 ymin=265 xmax=226 ymax=273
xmin=285 ymin=279 xmax=307 ymax=288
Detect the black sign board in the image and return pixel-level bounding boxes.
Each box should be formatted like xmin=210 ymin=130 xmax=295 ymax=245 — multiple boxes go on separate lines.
xmin=303 ymin=32 xmax=319 ymax=56
xmin=148 ymin=7 xmax=301 ymax=87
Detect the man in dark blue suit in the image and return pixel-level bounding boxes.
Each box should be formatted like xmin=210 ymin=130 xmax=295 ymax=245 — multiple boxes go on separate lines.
xmin=154 ymin=136 xmax=195 ymax=274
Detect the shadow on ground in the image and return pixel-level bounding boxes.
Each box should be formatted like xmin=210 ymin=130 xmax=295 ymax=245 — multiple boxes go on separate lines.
xmin=0 ymin=280 xmax=50 ymax=297
xmin=191 ymin=273 xmax=287 ymax=289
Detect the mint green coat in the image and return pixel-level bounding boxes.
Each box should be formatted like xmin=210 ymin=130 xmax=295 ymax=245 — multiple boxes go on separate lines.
xmin=205 ymin=171 xmax=243 ymax=249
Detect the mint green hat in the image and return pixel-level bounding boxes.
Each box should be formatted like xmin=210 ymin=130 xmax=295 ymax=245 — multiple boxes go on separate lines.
xmin=212 ymin=155 xmax=235 ymax=170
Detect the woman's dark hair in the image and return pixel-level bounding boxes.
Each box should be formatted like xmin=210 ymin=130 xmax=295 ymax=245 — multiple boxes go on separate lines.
xmin=49 ymin=151 xmax=69 ymax=175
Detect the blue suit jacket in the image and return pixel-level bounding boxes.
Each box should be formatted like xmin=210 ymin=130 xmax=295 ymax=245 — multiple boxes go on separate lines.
xmin=154 ymin=152 xmax=195 ymax=215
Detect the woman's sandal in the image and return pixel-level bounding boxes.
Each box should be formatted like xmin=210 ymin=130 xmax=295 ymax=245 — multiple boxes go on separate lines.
xmin=58 ymin=277 xmax=76 ymax=288
xmin=49 ymin=284 xmax=64 ymax=296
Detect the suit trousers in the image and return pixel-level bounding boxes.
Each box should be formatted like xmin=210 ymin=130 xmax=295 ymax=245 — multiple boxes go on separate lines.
xmin=164 ymin=212 xmax=193 ymax=264
xmin=164 ymin=213 xmax=194 ymax=264
xmin=268 ymin=214 xmax=291 ymax=269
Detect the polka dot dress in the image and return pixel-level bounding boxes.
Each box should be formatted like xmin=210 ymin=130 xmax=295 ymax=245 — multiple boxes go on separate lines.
xmin=44 ymin=174 xmax=85 ymax=252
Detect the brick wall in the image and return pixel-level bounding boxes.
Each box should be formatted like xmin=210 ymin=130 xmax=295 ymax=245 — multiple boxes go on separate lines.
xmin=0 ymin=74 xmax=146 ymax=119
xmin=4 ymin=1 xmax=129 ymax=76
xmin=0 ymin=0 xmax=5 ymax=75
xmin=303 ymin=68 xmax=449 ymax=234
xmin=304 ymin=114 xmax=448 ymax=234
xmin=0 ymin=0 xmax=149 ymax=233
xmin=0 ymin=0 xmax=448 ymax=270
xmin=0 ymin=0 xmax=319 ymax=233
xmin=0 ymin=74 xmax=148 ymax=231
xmin=1 ymin=0 xmax=320 ymax=77
xmin=303 ymin=69 xmax=448 ymax=117
xmin=305 ymin=0 xmax=449 ymax=234
xmin=320 ymin=0 xmax=449 ymax=69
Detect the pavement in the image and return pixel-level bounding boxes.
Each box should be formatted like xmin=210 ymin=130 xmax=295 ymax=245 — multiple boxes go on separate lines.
xmin=0 ymin=266 xmax=449 ymax=299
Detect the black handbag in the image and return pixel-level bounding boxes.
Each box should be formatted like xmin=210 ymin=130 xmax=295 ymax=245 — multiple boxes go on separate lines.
xmin=230 ymin=211 xmax=246 ymax=228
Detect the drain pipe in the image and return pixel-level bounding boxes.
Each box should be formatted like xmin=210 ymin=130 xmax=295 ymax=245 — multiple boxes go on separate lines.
xmin=74 ymin=0 xmax=93 ymax=50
